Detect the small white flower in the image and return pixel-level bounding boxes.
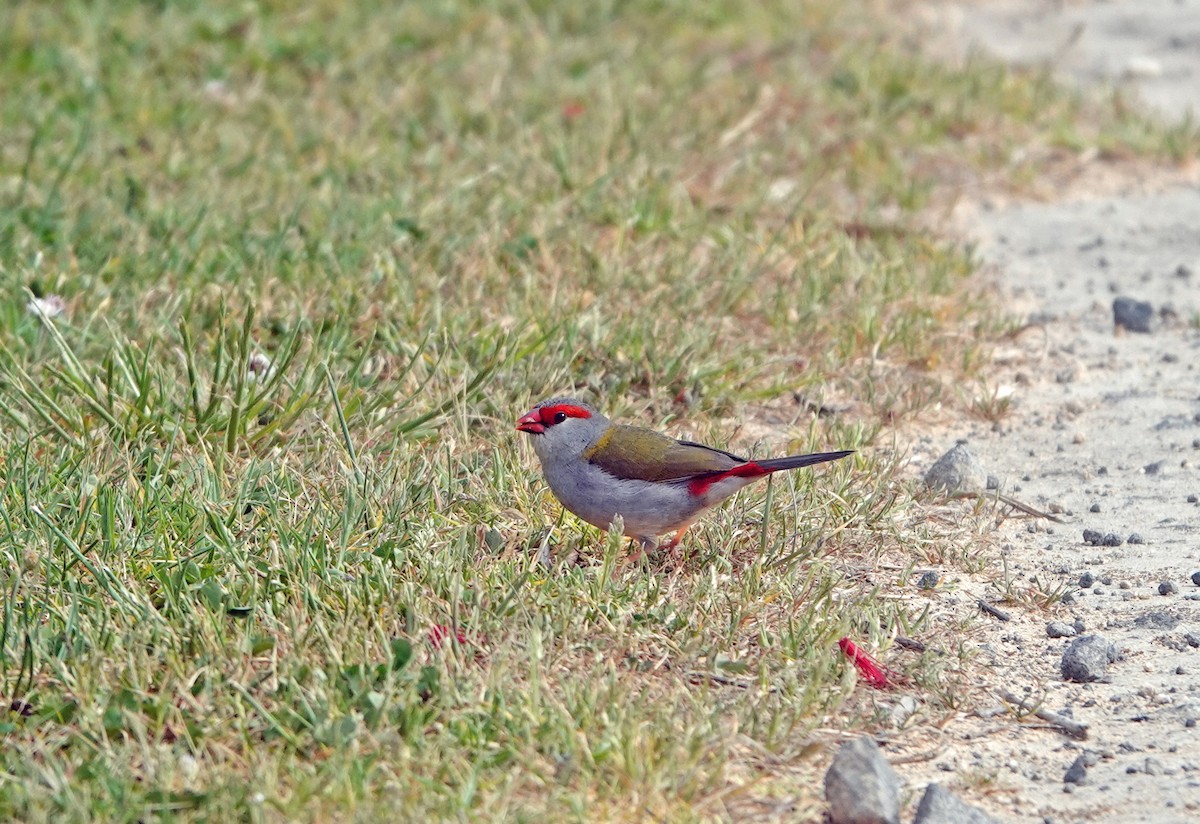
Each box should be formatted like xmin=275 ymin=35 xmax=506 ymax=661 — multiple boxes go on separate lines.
xmin=247 ymin=352 xmax=274 ymax=382
xmin=202 ymin=78 xmax=237 ymax=106
xmin=26 ymin=294 xmax=66 ymax=320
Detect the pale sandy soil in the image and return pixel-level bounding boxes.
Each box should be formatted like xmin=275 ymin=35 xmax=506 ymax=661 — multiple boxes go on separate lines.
xmin=877 ymin=3 xmax=1200 ymax=822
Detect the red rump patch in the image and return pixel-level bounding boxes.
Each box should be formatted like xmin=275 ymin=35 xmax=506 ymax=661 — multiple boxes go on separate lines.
xmin=538 ymin=404 xmax=592 ymax=425
xmin=687 ymin=461 xmax=768 ymax=496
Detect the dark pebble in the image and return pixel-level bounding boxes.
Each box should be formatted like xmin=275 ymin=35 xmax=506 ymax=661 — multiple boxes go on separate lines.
xmin=1127 ymin=533 xmax=1145 ymax=545
xmin=917 ymin=571 xmax=940 ymax=590
xmin=824 ymin=737 xmax=901 ymax=824
xmin=1113 ymin=296 xmax=1154 ymax=333
xmin=1083 ymin=529 xmax=1102 ymax=545
xmin=1089 ymin=503 xmax=1101 ymax=513
xmin=1102 ymin=533 xmax=1123 ymax=547
xmin=1061 ymin=635 xmax=1117 ymax=683
xmin=1160 ymin=581 xmax=1179 ymax=596
xmin=1063 ymin=755 xmax=1089 ymax=785
xmin=1047 ymin=621 xmax=1077 ymax=638
xmin=912 ymin=783 xmax=1001 ymax=824
xmin=1192 ymin=571 xmax=1200 ymax=587
xmin=1186 ymin=632 xmax=1200 ymax=648
xmin=1080 ymin=571 xmax=1096 ymax=588
xmin=1188 ymin=495 xmax=1198 ymax=503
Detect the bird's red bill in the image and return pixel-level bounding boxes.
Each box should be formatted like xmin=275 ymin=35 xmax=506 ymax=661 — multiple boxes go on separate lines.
xmin=516 ymin=411 xmax=545 ymax=434
xmin=516 ymin=402 xmax=592 ymax=434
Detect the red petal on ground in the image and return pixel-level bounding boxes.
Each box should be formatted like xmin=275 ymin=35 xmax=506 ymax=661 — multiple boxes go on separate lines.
xmin=838 ymin=636 xmax=891 ymax=689
xmin=429 ymin=624 xmax=469 ymax=649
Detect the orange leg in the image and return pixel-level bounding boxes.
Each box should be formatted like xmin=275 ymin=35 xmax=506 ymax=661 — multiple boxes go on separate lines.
xmin=663 ymin=524 xmax=691 ymax=550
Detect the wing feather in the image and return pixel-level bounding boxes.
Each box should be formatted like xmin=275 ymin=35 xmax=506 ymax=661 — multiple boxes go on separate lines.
xmin=583 ymin=425 xmax=745 ymax=482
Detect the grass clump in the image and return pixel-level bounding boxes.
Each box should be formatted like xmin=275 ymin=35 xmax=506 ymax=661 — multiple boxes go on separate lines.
xmin=0 ymin=1 xmax=1194 ymax=820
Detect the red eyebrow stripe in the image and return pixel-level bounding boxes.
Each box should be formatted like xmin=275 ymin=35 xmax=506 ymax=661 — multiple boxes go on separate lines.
xmin=687 ymin=462 xmax=767 ymax=496
xmin=538 ymin=404 xmax=592 ymax=424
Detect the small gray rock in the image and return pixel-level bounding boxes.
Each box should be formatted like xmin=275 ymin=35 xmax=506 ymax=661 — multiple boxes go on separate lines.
xmin=1143 ymin=757 xmax=1165 ymax=776
xmin=1134 ymin=610 xmax=1179 ymax=630
xmin=912 ymin=783 xmax=1000 ymax=824
xmin=1047 ymin=621 xmax=1077 ymax=638
xmin=1191 ymin=571 xmax=1200 ymax=587
xmin=1079 ymin=571 xmax=1096 ymax=588
xmin=1062 ymin=635 xmax=1117 ymax=683
xmin=1113 ymin=296 xmax=1154 ymax=333
xmin=1089 ymin=503 xmax=1101 ymax=513
xmin=1101 ymin=533 xmax=1123 ymax=547
xmin=1064 ymin=754 xmax=1089 ymax=785
xmin=1160 ymin=581 xmax=1179 ymax=596
xmin=1082 ymin=529 xmax=1102 ymax=546
xmin=1127 ymin=533 xmax=1145 ymax=545
xmin=924 ymin=443 xmax=987 ymax=495
xmin=825 ymin=737 xmax=901 ymax=824
xmin=917 ymin=571 xmax=940 ymax=590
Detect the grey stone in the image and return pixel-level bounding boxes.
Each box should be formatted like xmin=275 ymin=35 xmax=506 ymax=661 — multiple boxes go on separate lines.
xmin=1047 ymin=621 xmax=1077 ymax=638
xmin=912 ymin=783 xmax=1001 ymax=824
xmin=825 ymin=736 xmax=901 ymax=824
xmin=1135 ymin=611 xmax=1179 ymax=630
xmin=1113 ymin=296 xmax=1154 ymax=332
xmin=1192 ymin=571 xmax=1200 ymax=587
xmin=1127 ymin=533 xmax=1145 ymax=545
xmin=1062 ymin=635 xmax=1117 ymax=683
xmin=1064 ymin=754 xmax=1089 ymax=785
xmin=1160 ymin=581 xmax=1179 ymax=596
xmin=917 ymin=571 xmax=940 ymax=590
xmin=924 ymin=443 xmax=987 ymax=495
xmin=1079 ymin=571 xmax=1096 ymax=588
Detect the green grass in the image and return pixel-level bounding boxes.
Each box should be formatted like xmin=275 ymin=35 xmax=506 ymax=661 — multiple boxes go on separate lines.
xmin=0 ymin=1 xmax=1194 ymax=821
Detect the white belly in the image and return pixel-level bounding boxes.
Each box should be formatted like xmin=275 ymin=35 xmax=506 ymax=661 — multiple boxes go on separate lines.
xmin=540 ymin=457 xmax=703 ymax=540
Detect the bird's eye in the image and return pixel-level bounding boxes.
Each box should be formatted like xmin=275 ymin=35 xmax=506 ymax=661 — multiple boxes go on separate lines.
xmin=552 ymin=411 xmax=567 ymax=424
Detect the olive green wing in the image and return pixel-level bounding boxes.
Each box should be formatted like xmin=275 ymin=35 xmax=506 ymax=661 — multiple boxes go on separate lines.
xmin=583 ymin=424 xmax=744 ymax=482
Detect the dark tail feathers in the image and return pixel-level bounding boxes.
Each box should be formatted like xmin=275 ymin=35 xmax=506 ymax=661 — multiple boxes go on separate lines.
xmin=756 ymin=450 xmax=854 ymax=473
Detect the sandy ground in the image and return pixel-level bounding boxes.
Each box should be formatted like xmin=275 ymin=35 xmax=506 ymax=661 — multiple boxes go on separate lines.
xmin=881 ymin=2 xmax=1200 ymax=822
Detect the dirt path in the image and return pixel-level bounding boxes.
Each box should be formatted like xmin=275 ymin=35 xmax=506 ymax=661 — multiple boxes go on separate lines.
xmin=888 ymin=3 xmax=1200 ymax=822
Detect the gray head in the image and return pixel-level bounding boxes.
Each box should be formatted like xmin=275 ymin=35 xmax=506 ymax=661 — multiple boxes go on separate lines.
xmin=515 ymin=397 xmax=609 ymax=463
